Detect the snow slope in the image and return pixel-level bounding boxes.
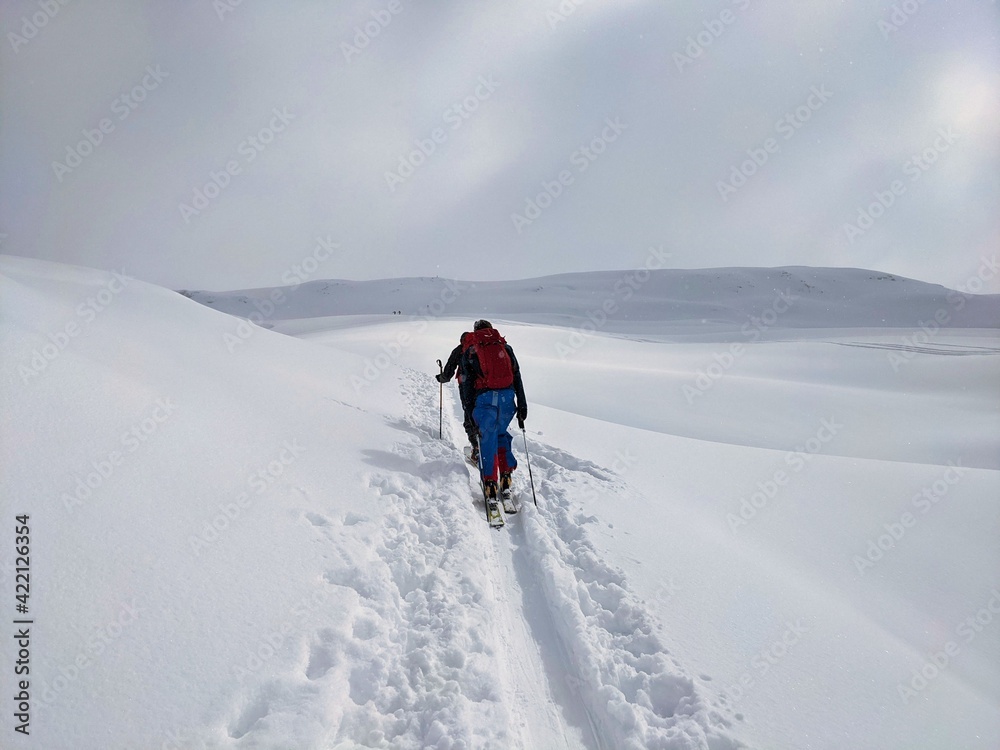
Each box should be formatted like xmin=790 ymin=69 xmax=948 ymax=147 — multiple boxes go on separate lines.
xmin=2 ymin=256 xmax=746 ymax=749
xmin=2 ymin=255 xmax=999 ymax=749
xmin=183 ymin=266 xmax=1000 ymax=335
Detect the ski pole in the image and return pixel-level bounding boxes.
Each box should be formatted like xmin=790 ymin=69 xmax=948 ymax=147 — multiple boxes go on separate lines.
xmin=476 ymin=433 xmax=489 ymax=521
xmin=436 ymin=359 xmax=443 ymax=439
xmin=520 ymin=423 xmax=538 ymax=507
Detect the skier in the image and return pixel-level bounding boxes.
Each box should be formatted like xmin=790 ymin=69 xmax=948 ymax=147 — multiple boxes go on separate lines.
xmin=436 ymin=330 xmax=479 ymax=459
xmin=462 ymin=320 xmax=527 ymax=500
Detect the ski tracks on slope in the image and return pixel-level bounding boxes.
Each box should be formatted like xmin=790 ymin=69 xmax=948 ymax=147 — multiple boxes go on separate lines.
xmin=515 ymin=443 xmax=747 ymax=750
xmin=320 ymin=371 xmax=524 ymax=749
xmin=430 ymin=368 xmax=749 ymax=750
xmin=226 ymin=366 xmax=748 ymax=749
xmin=223 ymin=370 xmax=519 ymax=749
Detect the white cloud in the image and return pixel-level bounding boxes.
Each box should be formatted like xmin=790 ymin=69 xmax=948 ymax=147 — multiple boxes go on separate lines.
xmin=0 ymin=0 xmax=997 ymax=292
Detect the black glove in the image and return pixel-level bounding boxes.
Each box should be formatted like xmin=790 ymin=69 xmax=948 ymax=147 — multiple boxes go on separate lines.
xmin=517 ymin=417 xmax=525 ymax=430
xmin=517 ymin=405 xmax=527 ymax=423
xmin=435 ymin=373 xmax=448 ymax=383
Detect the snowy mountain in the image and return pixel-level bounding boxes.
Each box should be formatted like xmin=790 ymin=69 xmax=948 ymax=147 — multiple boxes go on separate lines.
xmin=183 ymin=265 xmax=1000 ymax=336
xmin=2 ymin=255 xmax=999 ymax=749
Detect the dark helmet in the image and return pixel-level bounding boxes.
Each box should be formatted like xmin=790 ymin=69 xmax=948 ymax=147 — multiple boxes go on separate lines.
xmin=473 ymin=319 xmax=492 ymax=331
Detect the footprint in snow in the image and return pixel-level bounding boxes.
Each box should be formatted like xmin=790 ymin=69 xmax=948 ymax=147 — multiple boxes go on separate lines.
xmin=304 ymin=511 xmax=331 ymax=527
xmin=305 ymin=628 xmax=341 ymax=681
xmin=229 ymin=693 xmax=271 ymax=739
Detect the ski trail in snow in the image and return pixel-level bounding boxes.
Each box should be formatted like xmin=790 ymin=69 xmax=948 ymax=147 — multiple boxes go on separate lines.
xmin=492 ymin=514 xmax=607 ymax=750
xmin=514 ymin=448 xmax=746 ymax=750
xmin=225 ymin=369 xmax=522 ymax=749
xmin=226 ymin=366 xmax=748 ymax=749
xmin=832 ymin=340 xmax=1000 ymax=356
xmin=325 ymin=369 xmax=522 ymax=749
xmin=439 ymin=377 xmax=749 ymax=750
xmin=445 ymin=382 xmax=594 ymax=750
xmin=485 ymin=520 xmax=599 ymax=750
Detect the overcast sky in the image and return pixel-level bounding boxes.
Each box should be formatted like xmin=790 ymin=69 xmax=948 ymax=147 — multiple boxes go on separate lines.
xmin=2 ymin=0 xmax=998 ymax=292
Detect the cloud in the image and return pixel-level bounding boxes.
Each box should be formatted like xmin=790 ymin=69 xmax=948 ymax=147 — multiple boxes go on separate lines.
xmin=1 ymin=0 xmax=997 ymax=292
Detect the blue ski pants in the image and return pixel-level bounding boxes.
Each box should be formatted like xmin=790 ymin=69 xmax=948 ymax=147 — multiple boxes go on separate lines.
xmin=473 ymin=388 xmax=518 ymax=481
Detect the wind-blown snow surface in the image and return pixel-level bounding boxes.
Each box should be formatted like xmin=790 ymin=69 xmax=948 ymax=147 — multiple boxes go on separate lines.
xmin=2 ymin=256 xmax=999 ymax=749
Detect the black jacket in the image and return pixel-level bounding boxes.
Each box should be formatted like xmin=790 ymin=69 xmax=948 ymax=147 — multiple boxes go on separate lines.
xmin=440 ymin=342 xmax=466 ymax=382
xmin=440 ymin=336 xmax=477 ymax=417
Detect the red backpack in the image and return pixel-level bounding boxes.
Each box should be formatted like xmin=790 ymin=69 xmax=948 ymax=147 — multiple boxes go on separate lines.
xmin=471 ymin=328 xmax=514 ymax=390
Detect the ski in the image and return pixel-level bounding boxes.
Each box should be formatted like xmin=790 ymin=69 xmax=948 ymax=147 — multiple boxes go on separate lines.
xmin=463 ymin=445 xmax=480 ymax=468
xmin=464 ymin=445 xmax=505 ymax=527
xmin=486 ymin=498 xmax=505 ymax=528
xmin=501 ymin=488 xmax=518 ymax=515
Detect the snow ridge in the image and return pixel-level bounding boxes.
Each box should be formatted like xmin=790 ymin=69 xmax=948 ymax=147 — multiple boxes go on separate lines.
xmin=184 ymin=266 xmax=1000 ymax=335
xmin=515 ymin=445 xmax=745 ymax=749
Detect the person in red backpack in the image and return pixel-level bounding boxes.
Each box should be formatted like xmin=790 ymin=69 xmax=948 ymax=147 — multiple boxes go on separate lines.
xmin=462 ymin=320 xmax=527 ymax=500
xmin=436 ymin=331 xmax=479 ymax=459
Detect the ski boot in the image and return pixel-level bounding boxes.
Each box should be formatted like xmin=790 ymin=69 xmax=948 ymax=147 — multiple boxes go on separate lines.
xmin=499 ymin=472 xmax=517 ymax=513
xmin=483 ymin=479 xmax=503 ymax=527
xmin=483 ymin=479 xmax=498 ymax=501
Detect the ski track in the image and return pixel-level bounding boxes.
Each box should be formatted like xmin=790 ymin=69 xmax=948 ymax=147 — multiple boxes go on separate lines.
xmin=506 ymin=433 xmax=746 ymax=749
xmin=439 ymin=369 xmax=749 ymax=750
xmin=224 ymin=367 xmax=748 ymax=749
xmin=832 ymin=340 xmax=1000 ymax=356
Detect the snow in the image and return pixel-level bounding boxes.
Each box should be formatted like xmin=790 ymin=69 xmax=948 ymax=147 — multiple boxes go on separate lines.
xmin=184 ymin=266 xmax=999 ymax=334
xmin=2 ymin=254 xmax=999 ymax=749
